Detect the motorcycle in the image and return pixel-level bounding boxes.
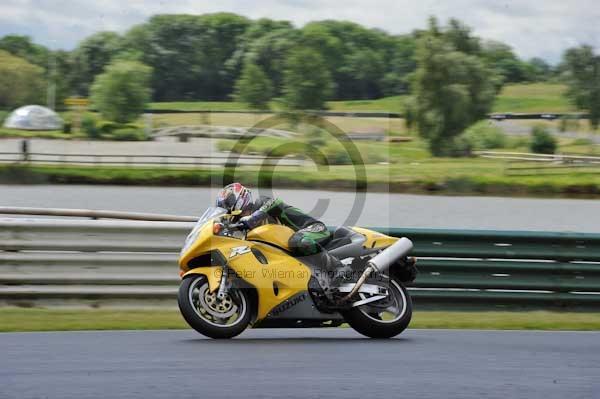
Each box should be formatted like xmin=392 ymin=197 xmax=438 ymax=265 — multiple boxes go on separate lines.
xmin=177 ymin=206 xmax=417 ymax=339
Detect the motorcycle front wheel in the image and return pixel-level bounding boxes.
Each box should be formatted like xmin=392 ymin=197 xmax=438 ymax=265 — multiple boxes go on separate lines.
xmin=342 ymin=276 xmax=412 ymax=339
xmin=178 ymin=275 xmax=251 ymax=339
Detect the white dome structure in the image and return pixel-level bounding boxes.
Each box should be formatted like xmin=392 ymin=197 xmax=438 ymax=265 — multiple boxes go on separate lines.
xmin=3 ymin=105 xmax=63 ymax=131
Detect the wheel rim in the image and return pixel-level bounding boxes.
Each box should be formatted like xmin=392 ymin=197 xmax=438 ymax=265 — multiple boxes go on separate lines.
xmin=357 ymin=279 xmax=407 ymax=324
xmin=188 ymin=276 xmax=247 ymax=328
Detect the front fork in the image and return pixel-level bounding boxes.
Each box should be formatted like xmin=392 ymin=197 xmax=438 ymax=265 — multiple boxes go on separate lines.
xmin=216 ymin=265 xmax=231 ymax=299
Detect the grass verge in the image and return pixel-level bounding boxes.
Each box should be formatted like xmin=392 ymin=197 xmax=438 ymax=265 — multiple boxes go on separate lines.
xmin=1 ymin=308 xmax=599 ymax=332
xmin=412 ymin=311 xmax=600 ymax=331
xmin=2 ymin=161 xmax=599 ymax=198
xmin=0 ymin=128 xmax=75 ymax=139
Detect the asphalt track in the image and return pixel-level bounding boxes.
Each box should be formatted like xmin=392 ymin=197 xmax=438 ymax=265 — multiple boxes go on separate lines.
xmin=1 ymin=329 xmax=599 ymax=399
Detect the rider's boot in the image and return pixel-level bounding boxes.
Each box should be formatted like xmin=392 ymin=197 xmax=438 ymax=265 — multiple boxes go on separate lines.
xmin=299 ymin=250 xmax=352 ymax=301
xmin=318 ymin=250 xmax=353 ymax=299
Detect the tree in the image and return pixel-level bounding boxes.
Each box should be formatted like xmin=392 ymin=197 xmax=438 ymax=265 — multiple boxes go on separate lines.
xmin=528 ymin=57 xmax=552 ymax=81
xmin=233 ymin=21 xmax=298 ymax=98
xmin=346 ymin=49 xmax=386 ymax=99
xmin=2 ymin=14 xmax=537 ymax=104
xmin=481 ymin=40 xmax=528 ymax=84
xmin=234 ymin=60 xmax=273 ymax=109
xmin=300 ymin=20 xmax=411 ymax=100
xmin=0 ymin=35 xmax=49 ymax=67
xmin=283 ymin=47 xmax=333 ymax=110
xmin=444 ymin=19 xmax=481 ymax=56
xmin=562 ymin=45 xmax=600 ymax=130
xmin=409 ymin=18 xmax=498 ymax=156
xmin=0 ymin=50 xmax=45 ymax=109
xmin=0 ymin=35 xmax=72 ymax=109
xmin=124 ymin=13 xmax=250 ymax=101
xmin=90 ymin=60 xmax=152 ymax=123
xmin=69 ymin=32 xmax=124 ymax=96
xmin=381 ymin=35 xmax=417 ymax=96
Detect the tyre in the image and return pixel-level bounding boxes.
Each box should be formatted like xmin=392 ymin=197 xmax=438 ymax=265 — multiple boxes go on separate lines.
xmin=342 ymin=276 xmax=412 ymax=339
xmin=178 ymin=275 xmax=251 ymax=339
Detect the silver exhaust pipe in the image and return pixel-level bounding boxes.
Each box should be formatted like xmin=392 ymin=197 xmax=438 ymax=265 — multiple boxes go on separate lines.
xmin=340 ymin=237 xmax=413 ymax=302
xmin=367 ymin=237 xmax=413 ymax=273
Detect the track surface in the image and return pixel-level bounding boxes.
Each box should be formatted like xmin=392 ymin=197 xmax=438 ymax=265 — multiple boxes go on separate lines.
xmin=1 ymin=328 xmax=599 ymax=399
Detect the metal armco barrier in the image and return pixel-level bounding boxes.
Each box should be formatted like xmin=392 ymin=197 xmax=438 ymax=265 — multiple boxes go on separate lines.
xmin=381 ymin=228 xmax=600 ymax=310
xmin=1 ymin=218 xmax=599 ymax=309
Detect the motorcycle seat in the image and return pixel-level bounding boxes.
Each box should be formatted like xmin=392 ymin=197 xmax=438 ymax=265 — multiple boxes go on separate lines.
xmin=325 ymin=227 xmax=368 ymax=259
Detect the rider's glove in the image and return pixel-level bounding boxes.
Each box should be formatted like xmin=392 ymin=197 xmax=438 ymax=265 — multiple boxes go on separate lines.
xmin=239 ymin=215 xmax=252 ymax=229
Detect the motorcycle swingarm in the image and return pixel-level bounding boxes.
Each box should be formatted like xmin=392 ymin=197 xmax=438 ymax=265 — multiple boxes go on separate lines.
xmin=338 ymin=283 xmax=390 ymax=308
xmin=337 ymin=283 xmax=388 ymax=296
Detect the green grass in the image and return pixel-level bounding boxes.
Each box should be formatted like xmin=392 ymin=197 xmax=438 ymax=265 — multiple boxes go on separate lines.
xmin=149 ymin=97 xmax=408 ymax=113
xmin=0 ymin=308 xmax=187 ymax=332
xmin=412 ymin=311 xmax=600 ymax=331
xmin=149 ymin=100 xmax=254 ymax=112
xmin=150 ymin=112 xmax=408 ymax=135
xmin=150 ymin=83 xmax=575 ymax=114
xmin=216 ymin=136 xmax=410 ymax=164
xmin=327 ymin=95 xmax=407 ymax=113
xmin=150 ymin=96 xmax=410 ymax=114
xmin=0 ymin=164 xmax=218 ymax=186
xmin=2 ymin=154 xmax=600 ymax=197
xmin=326 ymin=84 xmax=575 ymax=114
xmin=1 ymin=308 xmax=599 ymax=332
xmin=0 ymin=128 xmax=75 ymax=139
xmin=492 ymin=83 xmax=573 ymax=113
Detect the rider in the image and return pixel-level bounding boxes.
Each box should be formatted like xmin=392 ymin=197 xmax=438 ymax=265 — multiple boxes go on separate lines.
xmin=215 ymin=183 xmax=346 ymax=290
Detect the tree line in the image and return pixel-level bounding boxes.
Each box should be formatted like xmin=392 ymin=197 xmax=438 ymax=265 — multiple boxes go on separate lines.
xmin=2 ymin=13 xmax=600 ymax=157
xmin=0 ymin=12 xmax=554 ymax=109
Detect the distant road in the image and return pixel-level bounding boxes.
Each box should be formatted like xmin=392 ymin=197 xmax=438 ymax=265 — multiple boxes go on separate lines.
xmin=493 ymin=120 xmax=600 ymax=143
xmin=1 ymin=185 xmax=599 ymax=232
xmin=0 ymin=138 xmax=305 ymax=167
xmin=0 ymin=137 xmax=219 ymax=156
xmin=1 ymin=329 xmax=598 ymax=399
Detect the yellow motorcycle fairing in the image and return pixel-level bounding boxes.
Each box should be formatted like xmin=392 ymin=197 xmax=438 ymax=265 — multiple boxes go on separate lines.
xmin=351 ymin=226 xmax=398 ymax=249
xmin=227 ymin=241 xmax=311 ymax=320
xmin=179 ymin=219 xmax=311 ymax=322
xmin=182 ymin=266 xmax=223 ymax=292
xmin=246 ymin=224 xmax=295 ymax=251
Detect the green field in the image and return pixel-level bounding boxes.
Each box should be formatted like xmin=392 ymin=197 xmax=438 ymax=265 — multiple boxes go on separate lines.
xmin=1 ymin=82 xmax=597 ymax=197
xmin=327 ymin=84 xmax=574 ymax=114
xmin=1 ymin=308 xmax=599 ymax=332
xmin=149 ymin=83 xmax=574 ymax=114
xmin=150 ymin=112 xmax=407 ymax=134
xmin=149 ymin=100 xmax=252 ymax=112
xmin=492 ymin=83 xmax=573 ymax=113
xmin=0 ymin=83 xmax=580 ymax=141
xmin=2 ymin=148 xmax=600 ymax=197
xmin=327 ymin=95 xmax=407 ymax=113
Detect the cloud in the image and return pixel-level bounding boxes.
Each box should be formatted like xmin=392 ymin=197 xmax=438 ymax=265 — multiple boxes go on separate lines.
xmin=1 ymin=0 xmax=599 ymax=62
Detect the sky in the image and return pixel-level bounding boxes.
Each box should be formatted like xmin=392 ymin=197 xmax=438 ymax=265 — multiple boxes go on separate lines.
xmin=1 ymin=0 xmax=599 ymax=63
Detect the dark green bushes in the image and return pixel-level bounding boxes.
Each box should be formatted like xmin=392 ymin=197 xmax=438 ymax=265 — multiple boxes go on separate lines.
xmin=530 ymin=125 xmax=557 ymax=154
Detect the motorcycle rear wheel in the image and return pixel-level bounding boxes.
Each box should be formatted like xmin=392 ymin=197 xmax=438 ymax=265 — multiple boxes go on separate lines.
xmin=342 ymin=276 xmax=412 ymax=339
xmin=178 ymin=275 xmax=251 ymax=339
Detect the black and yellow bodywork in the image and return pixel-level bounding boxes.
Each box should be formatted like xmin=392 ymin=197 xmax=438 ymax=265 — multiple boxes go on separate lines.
xmin=178 ymin=213 xmax=402 ymax=326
